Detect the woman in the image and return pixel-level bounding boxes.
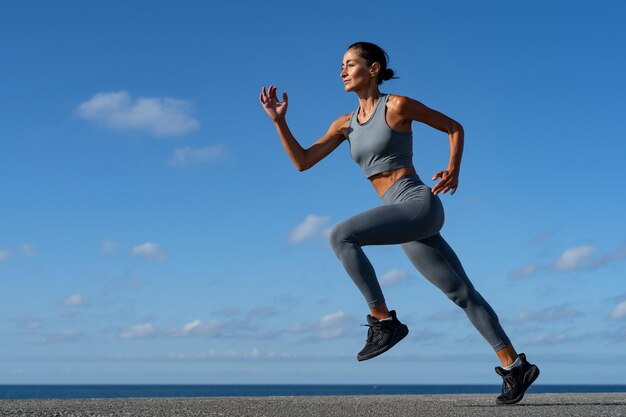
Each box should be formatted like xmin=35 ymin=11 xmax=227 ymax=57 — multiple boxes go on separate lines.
xmin=259 ymin=42 xmax=539 ymax=405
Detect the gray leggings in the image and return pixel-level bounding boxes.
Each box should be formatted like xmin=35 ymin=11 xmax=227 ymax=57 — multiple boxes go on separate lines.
xmin=329 ymin=174 xmax=511 ymax=351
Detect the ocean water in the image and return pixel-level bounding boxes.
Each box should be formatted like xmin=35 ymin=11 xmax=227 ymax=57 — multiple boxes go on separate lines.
xmin=1 ymin=385 xmax=626 ymax=400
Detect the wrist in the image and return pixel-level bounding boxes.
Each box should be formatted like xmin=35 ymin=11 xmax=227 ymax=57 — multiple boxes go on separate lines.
xmin=273 ymin=118 xmax=287 ymax=127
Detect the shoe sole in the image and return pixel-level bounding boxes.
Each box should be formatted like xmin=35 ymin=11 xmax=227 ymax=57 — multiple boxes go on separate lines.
xmin=496 ymin=365 xmax=540 ymax=405
xmin=357 ymin=324 xmax=409 ymax=361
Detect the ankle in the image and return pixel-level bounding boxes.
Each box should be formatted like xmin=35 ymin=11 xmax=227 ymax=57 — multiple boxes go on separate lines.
xmin=503 ymin=356 xmax=523 ymax=371
xmin=496 ymin=344 xmax=519 ymax=368
xmin=370 ymin=304 xmax=391 ymax=321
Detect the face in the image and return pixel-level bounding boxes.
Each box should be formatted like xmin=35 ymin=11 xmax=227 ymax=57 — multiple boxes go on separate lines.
xmin=340 ymin=49 xmax=379 ymax=92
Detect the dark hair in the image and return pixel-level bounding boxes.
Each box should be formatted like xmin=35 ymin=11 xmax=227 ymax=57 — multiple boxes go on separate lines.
xmin=347 ymin=42 xmax=397 ymax=84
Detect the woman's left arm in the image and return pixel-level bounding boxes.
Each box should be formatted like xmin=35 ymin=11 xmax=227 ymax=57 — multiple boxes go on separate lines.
xmin=394 ymin=95 xmax=464 ymax=196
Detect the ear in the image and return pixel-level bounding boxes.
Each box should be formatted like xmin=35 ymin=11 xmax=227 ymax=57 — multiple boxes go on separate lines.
xmin=369 ymin=62 xmax=381 ymax=78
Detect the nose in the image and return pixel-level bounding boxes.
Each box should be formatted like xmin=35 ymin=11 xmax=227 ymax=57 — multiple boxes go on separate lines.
xmin=340 ymin=68 xmax=347 ymax=78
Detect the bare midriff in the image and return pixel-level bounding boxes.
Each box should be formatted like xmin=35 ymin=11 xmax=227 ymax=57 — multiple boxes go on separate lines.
xmin=368 ymin=166 xmax=417 ymax=198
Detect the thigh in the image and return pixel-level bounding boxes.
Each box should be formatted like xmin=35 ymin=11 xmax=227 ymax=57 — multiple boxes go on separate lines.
xmin=400 ymin=233 xmax=473 ymax=293
xmin=333 ymin=200 xmax=439 ymax=246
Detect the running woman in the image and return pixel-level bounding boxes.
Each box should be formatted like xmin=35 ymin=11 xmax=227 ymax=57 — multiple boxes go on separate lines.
xmin=259 ymin=41 xmax=539 ymax=405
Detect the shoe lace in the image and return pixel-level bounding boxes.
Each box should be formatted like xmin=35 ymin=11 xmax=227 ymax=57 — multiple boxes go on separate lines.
xmin=502 ymin=373 xmax=518 ymax=393
xmin=361 ymin=322 xmax=391 ymax=344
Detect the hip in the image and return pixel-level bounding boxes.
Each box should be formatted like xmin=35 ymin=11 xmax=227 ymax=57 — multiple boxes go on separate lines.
xmin=379 ymin=173 xmax=440 ymax=206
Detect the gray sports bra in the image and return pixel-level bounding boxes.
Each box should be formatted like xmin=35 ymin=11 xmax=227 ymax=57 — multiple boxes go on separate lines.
xmin=347 ymin=93 xmax=414 ymax=178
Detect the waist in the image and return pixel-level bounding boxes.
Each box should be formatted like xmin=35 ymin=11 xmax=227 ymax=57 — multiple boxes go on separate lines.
xmin=379 ymin=172 xmax=428 ymax=204
xmin=369 ymin=166 xmax=417 ymax=197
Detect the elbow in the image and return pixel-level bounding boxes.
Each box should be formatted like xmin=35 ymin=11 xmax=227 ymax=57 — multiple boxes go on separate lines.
xmin=443 ymin=123 xmax=463 ymax=138
xmin=441 ymin=120 xmax=463 ymax=136
xmin=297 ymin=153 xmax=310 ymax=172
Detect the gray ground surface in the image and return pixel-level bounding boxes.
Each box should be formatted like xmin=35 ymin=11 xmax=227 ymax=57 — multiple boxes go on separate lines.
xmin=1 ymin=393 xmax=626 ymax=417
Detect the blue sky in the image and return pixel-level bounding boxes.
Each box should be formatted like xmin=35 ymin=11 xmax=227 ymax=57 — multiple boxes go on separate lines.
xmin=1 ymin=0 xmax=625 ymax=385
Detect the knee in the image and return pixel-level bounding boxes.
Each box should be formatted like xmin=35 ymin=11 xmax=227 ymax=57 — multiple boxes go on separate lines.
xmin=328 ymin=222 xmax=355 ymax=254
xmin=447 ymin=284 xmax=476 ymax=310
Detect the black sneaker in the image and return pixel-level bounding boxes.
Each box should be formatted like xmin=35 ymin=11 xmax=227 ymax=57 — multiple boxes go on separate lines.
xmin=356 ymin=310 xmax=409 ymax=361
xmin=495 ymin=353 xmax=540 ymax=405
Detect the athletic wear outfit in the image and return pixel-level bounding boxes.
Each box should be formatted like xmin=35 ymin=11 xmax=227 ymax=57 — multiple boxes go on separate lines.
xmin=330 ymin=93 xmax=510 ymax=351
xmin=328 ymin=93 xmax=539 ymax=403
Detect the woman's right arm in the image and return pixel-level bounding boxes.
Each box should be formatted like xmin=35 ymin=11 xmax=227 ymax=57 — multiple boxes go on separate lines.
xmin=260 ymin=85 xmax=349 ymax=171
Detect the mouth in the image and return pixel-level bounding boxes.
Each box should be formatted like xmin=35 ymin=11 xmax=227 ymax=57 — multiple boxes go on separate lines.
xmin=343 ymin=80 xmax=350 ymax=85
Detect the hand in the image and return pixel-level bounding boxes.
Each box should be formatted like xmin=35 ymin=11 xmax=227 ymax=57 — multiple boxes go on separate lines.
xmin=259 ymin=85 xmax=288 ymax=122
xmin=432 ymin=169 xmax=459 ymax=195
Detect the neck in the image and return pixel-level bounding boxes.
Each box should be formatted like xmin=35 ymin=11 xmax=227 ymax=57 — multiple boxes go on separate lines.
xmin=355 ymin=86 xmax=382 ymax=115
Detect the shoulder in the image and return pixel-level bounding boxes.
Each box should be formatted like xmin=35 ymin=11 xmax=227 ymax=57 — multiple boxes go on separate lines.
xmin=387 ymin=94 xmax=432 ymax=120
xmin=330 ymin=113 xmax=352 ymax=130
xmin=386 ymin=94 xmax=415 ymax=114
xmin=327 ymin=113 xmax=352 ymax=138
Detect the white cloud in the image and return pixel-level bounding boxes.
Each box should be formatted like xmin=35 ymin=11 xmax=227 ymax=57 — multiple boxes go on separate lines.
xmin=588 ymin=244 xmax=626 ymax=269
xmin=319 ymin=311 xmax=350 ymax=328
xmin=182 ymin=319 xmax=201 ymax=333
xmin=554 ymin=245 xmax=595 ymax=271
xmin=166 ymin=319 xmax=224 ymax=337
xmin=287 ymin=323 xmax=306 ymax=333
xmin=163 ymin=349 xmax=294 ymax=361
xmin=77 ymin=91 xmax=199 ymax=137
xmin=530 ymin=332 xmax=569 ymax=345
xmin=131 ymin=242 xmax=168 ymax=261
xmin=289 ymin=215 xmax=330 ymax=244
xmin=610 ymin=301 xmax=626 ymax=320
xmin=0 ymin=250 xmax=12 ymax=262
xmin=212 ymin=307 xmax=243 ymax=316
xmin=248 ymin=305 xmax=279 ymax=318
xmin=168 ymin=145 xmax=226 ymax=167
xmin=59 ymin=294 xmax=84 ymax=307
xmin=14 ymin=314 xmax=44 ymax=330
xmin=510 ymin=244 xmax=626 ymax=278
xmin=288 ymin=311 xmax=358 ymax=342
xmin=380 ymin=269 xmax=410 ymax=287
xmin=120 ymin=320 xmax=230 ymax=340
xmin=1 ymin=244 xmax=38 ymax=261
xmin=317 ymin=310 xmax=355 ymax=340
xmin=19 ymin=243 xmax=36 ymax=256
xmin=532 ymin=229 xmax=557 ymax=244
xmin=38 ymin=329 xmax=83 ymax=344
xmin=120 ymin=323 xmax=157 ymax=339
xmin=514 ymin=305 xmax=582 ymax=323
xmin=508 ymin=262 xmax=539 ymax=279
xmin=101 ymin=240 xmax=120 ymax=254
xmin=427 ymin=309 xmax=463 ymax=322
